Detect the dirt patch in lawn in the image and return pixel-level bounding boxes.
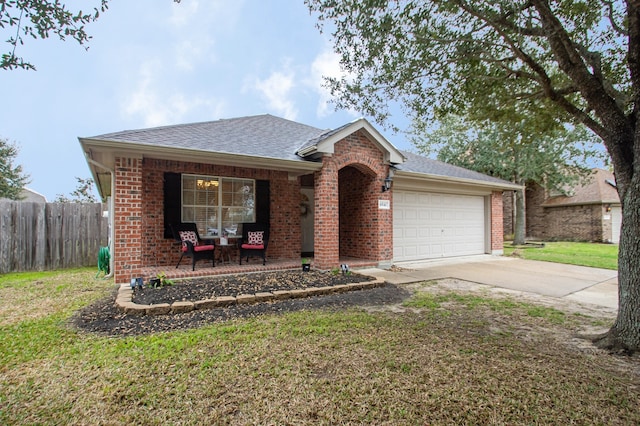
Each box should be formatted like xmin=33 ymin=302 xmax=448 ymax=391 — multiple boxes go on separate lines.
xmin=70 ymin=270 xmax=410 ymax=336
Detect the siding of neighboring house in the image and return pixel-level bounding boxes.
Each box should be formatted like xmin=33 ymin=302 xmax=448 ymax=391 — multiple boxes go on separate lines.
xmin=525 ymin=183 xmax=548 ymax=240
xmin=539 ymin=204 xmax=606 ymax=241
xmin=502 ymin=190 xmax=516 ymax=237
xmin=503 ymin=173 xmax=619 ymax=242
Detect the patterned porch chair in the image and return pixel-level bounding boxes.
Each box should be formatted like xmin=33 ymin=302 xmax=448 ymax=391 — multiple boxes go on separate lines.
xmin=239 ymin=222 xmax=269 ymax=265
xmin=172 ymin=223 xmax=215 ymax=270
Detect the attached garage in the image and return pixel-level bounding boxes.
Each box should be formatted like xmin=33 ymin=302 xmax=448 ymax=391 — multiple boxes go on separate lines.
xmin=391 ymin=151 xmax=520 ymax=264
xmin=393 ymin=190 xmax=487 ymax=261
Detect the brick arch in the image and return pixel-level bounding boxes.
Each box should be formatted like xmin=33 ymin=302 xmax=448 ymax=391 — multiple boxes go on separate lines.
xmin=313 ymin=131 xmax=394 ymax=269
xmin=339 ymin=165 xmax=380 ymax=260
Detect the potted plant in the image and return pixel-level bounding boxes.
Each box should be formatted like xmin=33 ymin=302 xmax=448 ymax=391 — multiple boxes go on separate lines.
xmin=149 ymin=271 xmax=174 ymax=288
xmin=301 ymin=258 xmax=311 ymax=272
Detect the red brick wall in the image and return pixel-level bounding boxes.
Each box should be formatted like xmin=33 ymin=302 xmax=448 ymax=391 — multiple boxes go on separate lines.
xmin=113 ymin=156 xmax=143 ymax=283
xmin=601 ymin=205 xmax=612 ymax=242
xmin=541 ymin=204 xmax=604 ymax=241
xmin=112 ymin=157 xmax=301 ymax=283
xmin=314 ymin=131 xmax=392 ymax=269
xmin=525 ymin=183 xmax=548 ymax=239
xmin=491 ymin=191 xmax=504 ymax=252
xmin=524 ymin=183 xmax=607 ymax=241
xmin=339 ymin=166 xmax=379 ymax=260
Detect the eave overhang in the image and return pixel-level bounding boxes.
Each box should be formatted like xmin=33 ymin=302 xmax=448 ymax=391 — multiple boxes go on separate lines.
xmin=297 ymin=118 xmax=406 ymax=165
xmin=394 ymin=170 xmax=523 ymax=192
xmin=79 ymin=137 xmax=323 ymax=200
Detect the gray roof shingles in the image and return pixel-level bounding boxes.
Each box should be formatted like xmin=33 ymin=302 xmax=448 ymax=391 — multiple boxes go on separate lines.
xmin=398 ymin=150 xmax=515 ymax=186
xmin=88 ymin=114 xmax=514 ymax=187
xmin=90 ymin=114 xmax=327 ymax=162
xmin=542 ymin=168 xmax=619 ymax=206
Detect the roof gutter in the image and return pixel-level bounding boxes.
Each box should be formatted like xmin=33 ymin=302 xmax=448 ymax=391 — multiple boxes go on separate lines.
xmin=296 ymin=145 xmax=318 ymax=156
xmin=81 ymin=138 xmax=324 ymax=174
xmin=85 ymin=156 xmax=115 ymax=279
xmin=395 ymin=170 xmax=523 ymax=191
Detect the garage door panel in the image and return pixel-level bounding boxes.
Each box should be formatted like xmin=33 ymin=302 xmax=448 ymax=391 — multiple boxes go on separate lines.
xmin=611 ymin=206 xmax=621 ymax=244
xmin=394 ymin=191 xmax=486 ymax=261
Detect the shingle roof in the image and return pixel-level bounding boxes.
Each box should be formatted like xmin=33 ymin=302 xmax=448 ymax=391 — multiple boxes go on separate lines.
xmin=397 ymin=150 xmax=517 ymax=187
xmin=90 ymin=114 xmax=327 ymax=162
xmin=542 ymin=168 xmax=620 ymax=206
xmin=298 ymin=120 xmax=354 ymax=151
xmin=86 ymin=114 xmax=516 ymax=188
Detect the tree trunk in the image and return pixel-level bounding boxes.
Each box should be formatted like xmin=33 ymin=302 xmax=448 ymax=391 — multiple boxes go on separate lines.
xmin=594 ymin=171 xmax=640 ymax=353
xmin=513 ymin=188 xmax=526 ymax=245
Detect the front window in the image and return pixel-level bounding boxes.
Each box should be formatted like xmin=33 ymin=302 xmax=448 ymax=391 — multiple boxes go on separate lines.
xmin=181 ymin=174 xmax=255 ymax=237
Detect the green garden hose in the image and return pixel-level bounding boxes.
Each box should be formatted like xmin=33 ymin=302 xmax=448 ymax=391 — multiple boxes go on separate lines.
xmin=96 ymin=246 xmax=110 ymax=278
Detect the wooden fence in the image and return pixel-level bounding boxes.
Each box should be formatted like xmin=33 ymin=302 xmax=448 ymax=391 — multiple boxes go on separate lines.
xmin=0 ymin=201 xmax=108 ymax=273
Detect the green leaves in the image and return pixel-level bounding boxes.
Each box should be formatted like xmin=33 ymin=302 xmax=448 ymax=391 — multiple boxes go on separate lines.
xmin=0 ymin=137 xmax=30 ymax=200
xmin=1 ymin=0 xmax=109 ymax=71
xmin=413 ymin=113 xmax=603 ymax=191
xmin=306 ymin=0 xmax=631 ymax=137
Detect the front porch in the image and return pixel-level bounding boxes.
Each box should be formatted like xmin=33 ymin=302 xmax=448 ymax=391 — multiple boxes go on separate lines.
xmin=139 ymin=257 xmax=380 ymax=282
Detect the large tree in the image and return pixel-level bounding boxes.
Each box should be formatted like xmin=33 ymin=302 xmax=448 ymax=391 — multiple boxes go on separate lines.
xmin=307 ymin=0 xmax=640 ymax=352
xmin=0 ymin=137 xmax=30 ymax=200
xmin=415 ymin=114 xmax=603 ymax=244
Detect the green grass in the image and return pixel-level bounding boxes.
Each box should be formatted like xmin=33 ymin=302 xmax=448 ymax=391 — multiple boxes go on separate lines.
xmin=504 ymin=241 xmax=618 ymax=270
xmin=0 ymin=268 xmax=635 ymax=425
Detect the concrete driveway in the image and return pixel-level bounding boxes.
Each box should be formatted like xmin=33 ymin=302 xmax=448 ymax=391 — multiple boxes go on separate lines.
xmin=359 ymin=255 xmax=619 ymax=310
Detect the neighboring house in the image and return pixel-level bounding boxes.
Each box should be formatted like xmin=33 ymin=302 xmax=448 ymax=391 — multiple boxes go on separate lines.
xmin=503 ymin=168 xmax=621 ymax=243
xmin=79 ymin=114 xmax=520 ymax=283
xmin=0 ymin=188 xmax=47 ymax=203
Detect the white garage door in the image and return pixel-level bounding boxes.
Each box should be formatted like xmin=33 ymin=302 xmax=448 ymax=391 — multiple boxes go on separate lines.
xmin=393 ymin=191 xmax=486 ymax=261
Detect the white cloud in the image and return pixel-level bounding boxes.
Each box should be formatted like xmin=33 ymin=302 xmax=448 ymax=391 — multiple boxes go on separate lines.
xmin=123 ymin=60 xmax=226 ymax=127
xmin=307 ymin=46 xmax=358 ymax=118
xmin=174 ymin=38 xmax=215 ymax=72
xmin=246 ymin=66 xmax=298 ymax=121
xmin=168 ymin=1 xmax=244 ymax=70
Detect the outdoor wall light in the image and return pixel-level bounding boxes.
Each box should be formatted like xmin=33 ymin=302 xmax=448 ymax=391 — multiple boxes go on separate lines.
xmin=382 ymin=175 xmax=393 ymax=192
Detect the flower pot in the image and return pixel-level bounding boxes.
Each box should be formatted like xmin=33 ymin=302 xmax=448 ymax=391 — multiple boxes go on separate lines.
xmin=149 ymin=278 xmax=161 ymax=288
xmin=302 ymin=264 xmax=311 ymax=272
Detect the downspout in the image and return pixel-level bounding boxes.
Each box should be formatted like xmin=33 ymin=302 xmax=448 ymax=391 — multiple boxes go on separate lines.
xmin=86 ymin=157 xmax=115 ymax=279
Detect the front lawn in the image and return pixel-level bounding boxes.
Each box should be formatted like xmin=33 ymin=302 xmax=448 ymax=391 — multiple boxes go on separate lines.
xmin=504 ymin=241 xmax=618 ymax=270
xmin=1 ymin=268 xmax=637 ymax=425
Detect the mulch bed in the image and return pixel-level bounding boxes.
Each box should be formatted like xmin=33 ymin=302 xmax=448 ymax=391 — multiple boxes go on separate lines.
xmin=70 ymin=270 xmax=410 ymax=337
xmin=133 ymin=270 xmax=375 ymax=305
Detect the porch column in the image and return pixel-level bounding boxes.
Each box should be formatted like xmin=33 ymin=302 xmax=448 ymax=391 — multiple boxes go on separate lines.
xmin=113 ymin=156 xmax=144 ymax=283
xmin=314 ymin=163 xmax=339 ymax=269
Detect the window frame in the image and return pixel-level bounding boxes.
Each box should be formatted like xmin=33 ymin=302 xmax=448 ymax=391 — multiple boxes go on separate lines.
xmin=181 ymin=174 xmax=255 ymax=237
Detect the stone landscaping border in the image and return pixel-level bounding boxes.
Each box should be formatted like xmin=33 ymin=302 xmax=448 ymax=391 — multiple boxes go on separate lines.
xmin=114 ymin=277 xmax=387 ymax=316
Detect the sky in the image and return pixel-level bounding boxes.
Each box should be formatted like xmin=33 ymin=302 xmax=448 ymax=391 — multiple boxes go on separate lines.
xmin=1 ymin=0 xmax=413 ymax=202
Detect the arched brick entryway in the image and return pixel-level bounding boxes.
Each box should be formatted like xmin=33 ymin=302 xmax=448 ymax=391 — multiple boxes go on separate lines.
xmin=313 ymin=131 xmax=393 ymax=269
xmin=339 ymin=165 xmax=380 ymax=260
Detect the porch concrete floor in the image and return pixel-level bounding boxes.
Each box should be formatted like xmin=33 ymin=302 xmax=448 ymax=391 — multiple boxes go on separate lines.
xmin=139 ymin=257 xmax=379 ymax=282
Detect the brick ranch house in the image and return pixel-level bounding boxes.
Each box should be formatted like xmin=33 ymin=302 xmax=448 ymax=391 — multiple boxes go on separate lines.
xmin=79 ymin=114 xmax=520 ymax=284
xmin=503 ymin=168 xmax=621 ymax=243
